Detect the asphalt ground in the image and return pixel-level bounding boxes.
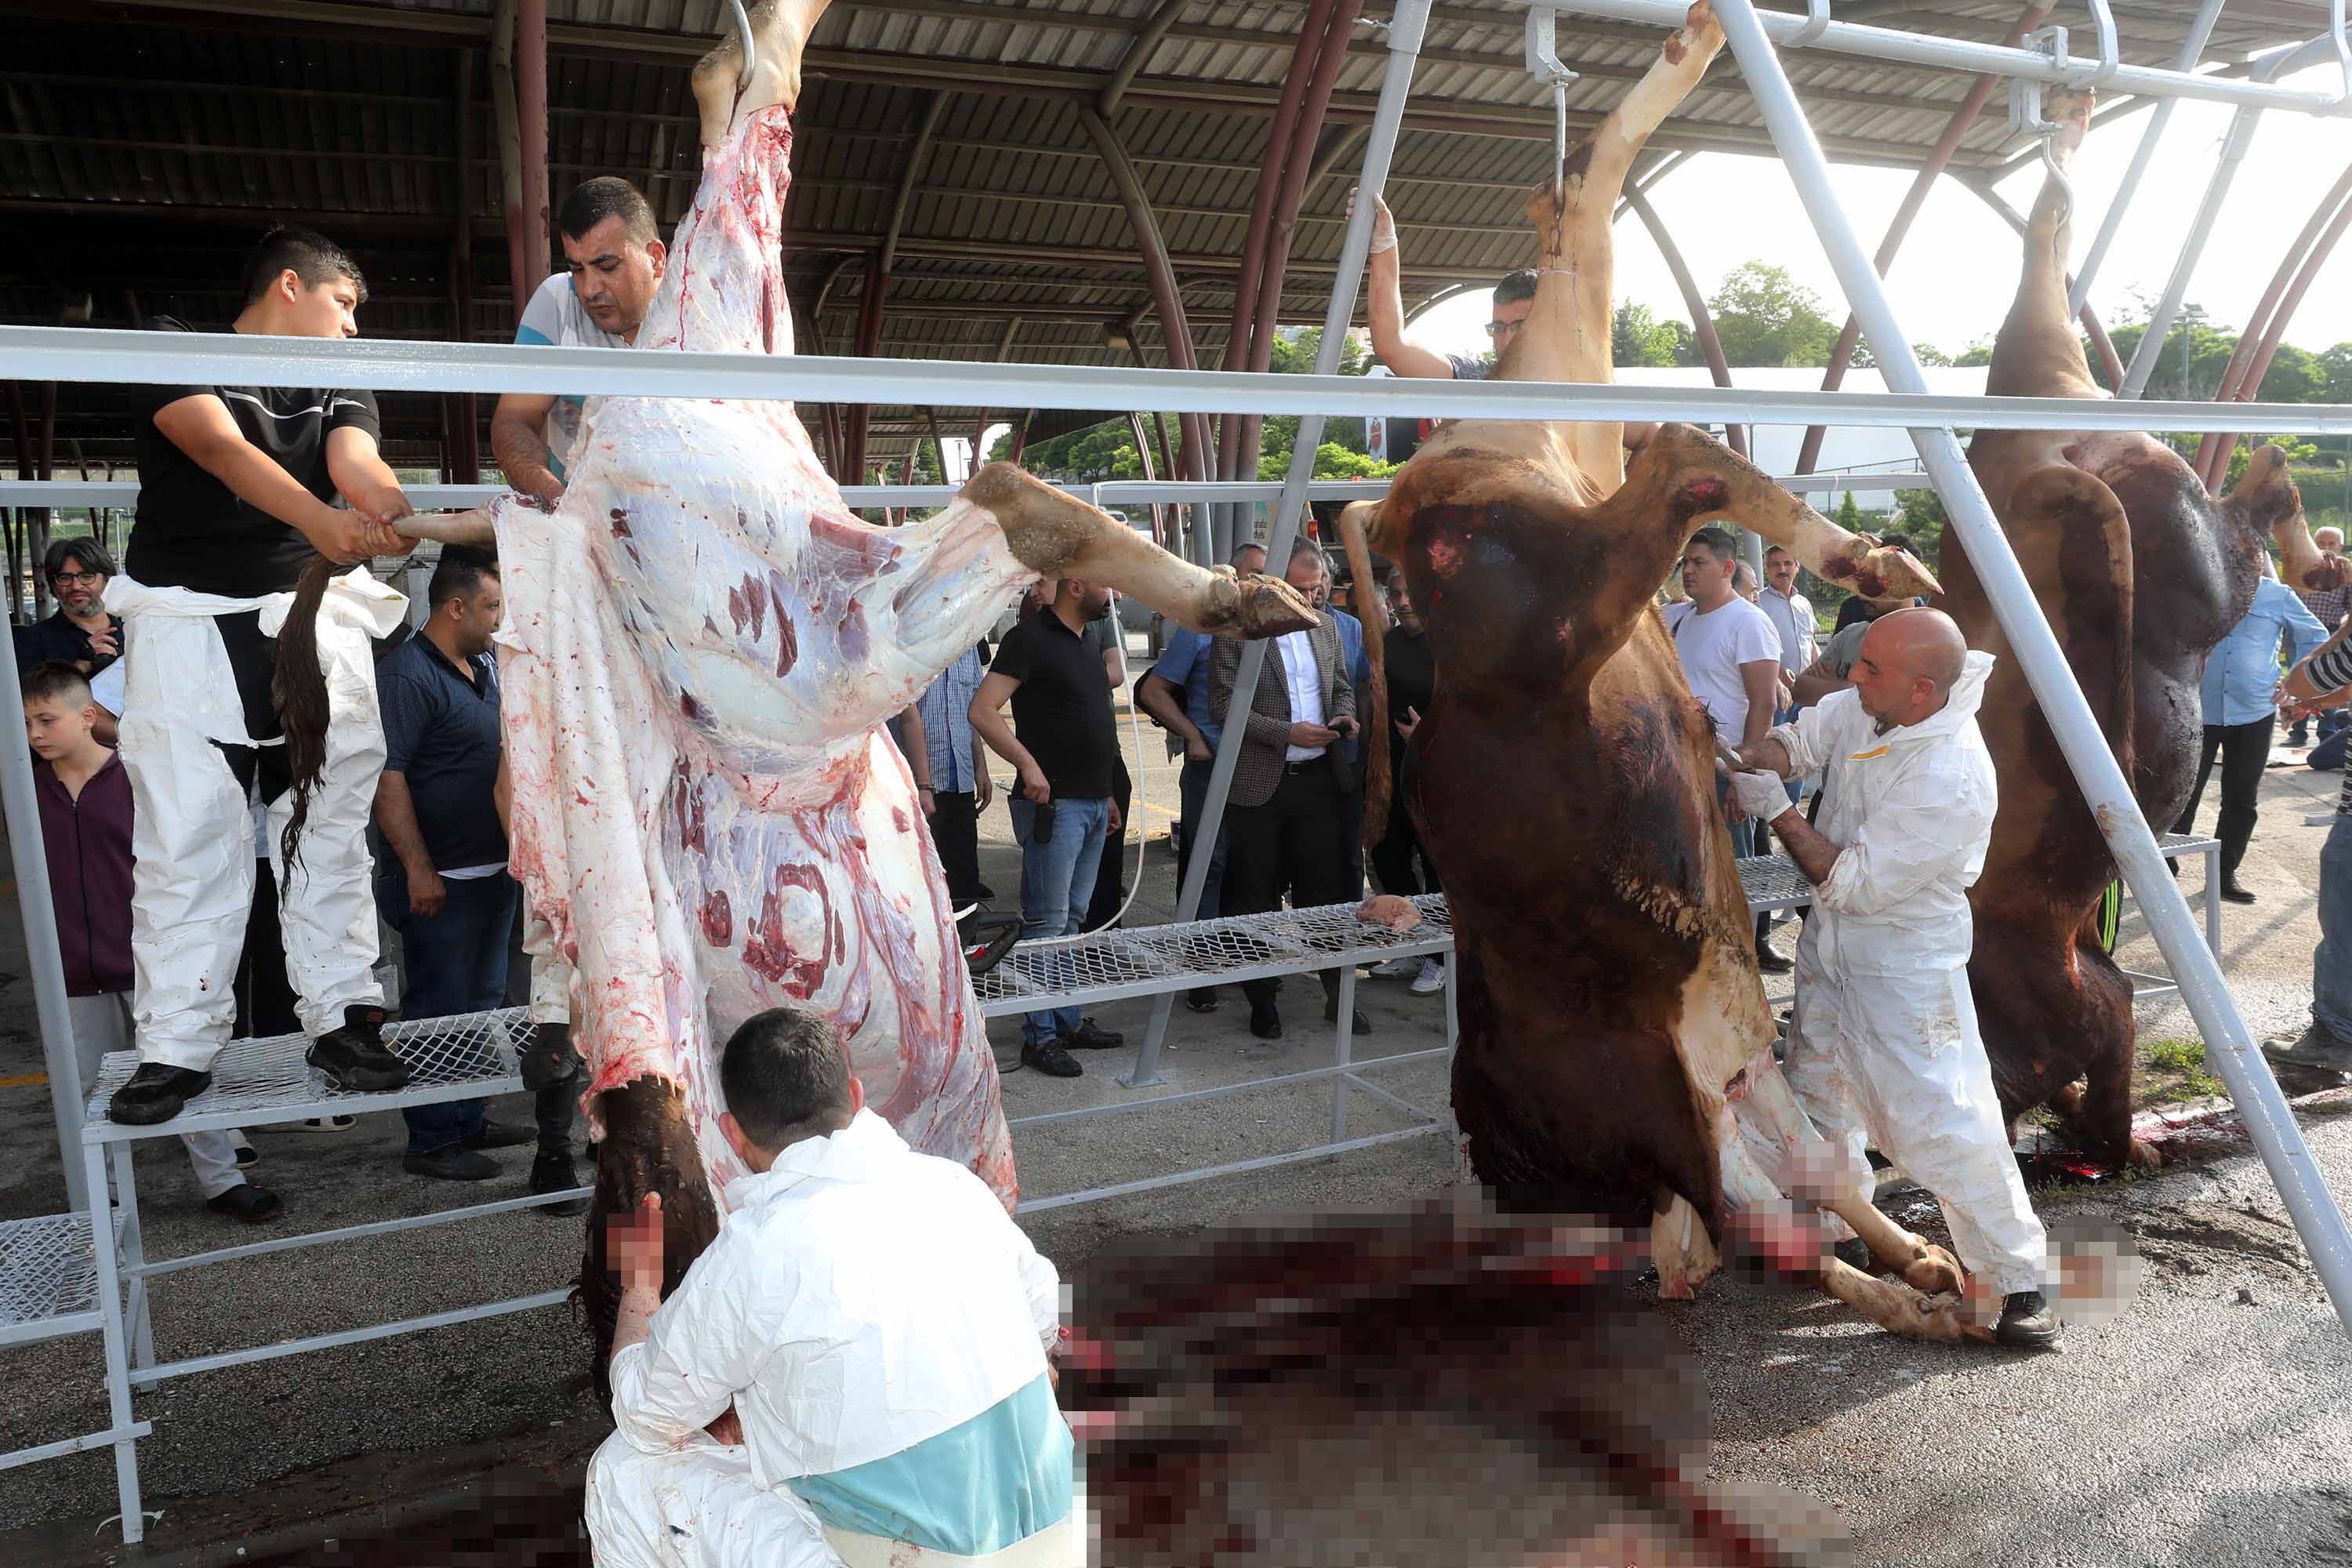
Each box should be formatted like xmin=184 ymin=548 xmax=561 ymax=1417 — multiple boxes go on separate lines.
xmin=4 ymin=669 xmax=2351 ymax=1566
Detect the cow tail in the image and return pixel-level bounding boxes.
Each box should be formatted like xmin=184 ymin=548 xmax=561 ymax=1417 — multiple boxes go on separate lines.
xmin=1338 ymin=501 xmax=1392 ymax=848
xmin=270 ymin=554 xmax=340 ymax=887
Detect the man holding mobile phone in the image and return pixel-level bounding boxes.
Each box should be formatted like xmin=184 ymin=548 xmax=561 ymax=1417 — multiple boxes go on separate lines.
xmin=1209 ymin=542 xmax=1367 ymax=1042
xmin=969 ymin=579 xmax=1127 ymax=1079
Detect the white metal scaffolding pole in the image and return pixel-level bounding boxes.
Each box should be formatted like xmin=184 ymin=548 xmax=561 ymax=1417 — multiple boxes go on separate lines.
xmin=2067 ymin=0 xmax=2227 ymax=317
xmin=1711 ymin=0 xmax=2352 ymax=1334
xmin=1126 ymin=0 xmax=1430 ymax=1087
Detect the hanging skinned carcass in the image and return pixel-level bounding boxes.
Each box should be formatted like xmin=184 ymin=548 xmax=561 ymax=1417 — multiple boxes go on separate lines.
xmin=1339 ymin=4 xmax=1992 ymax=1341
xmin=279 ymin=0 xmax=1314 ymax=1364
xmin=1938 ymin=89 xmax=2328 ymax=1172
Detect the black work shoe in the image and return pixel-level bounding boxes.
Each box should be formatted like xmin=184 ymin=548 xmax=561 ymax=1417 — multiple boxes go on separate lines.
xmin=1755 ymin=946 xmax=1795 ymax=975
xmin=1185 ymin=988 xmax=1220 ymax=1014
xmin=107 ymin=1063 xmax=213 ymax=1126
xmin=307 ymin=1006 xmax=412 ymax=1093
xmin=1022 ymin=1039 xmax=1083 ymax=1078
xmin=404 ymin=1145 xmax=501 ymax=1181
xmin=462 ymin=1119 xmax=538 ymax=1151
xmin=2265 ymin=1024 xmax=2352 ymax=1075
xmin=1250 ymin=1003 xmax=1283 ymax=1041
xmin=530 ymin=1149 xmax=589 ymax=1217
xmin=1065 ymin=1020 xmax=1125 ymax=1051
xmin=1831 ymin=1237 xmax=1873 ymax=1272
xmin=1995 ymin=1290 xmax=2063 ymax=1349
xmin=1322 ymin=1000 xmax=1371 ymax=1036
xmin=206 ymin=1183 xmax=285 ymax=1223
xmin=2220 ymin=879 xmax=2257 ymax=905
xmin=517 ymin=1022 xmax=583 ymax=1092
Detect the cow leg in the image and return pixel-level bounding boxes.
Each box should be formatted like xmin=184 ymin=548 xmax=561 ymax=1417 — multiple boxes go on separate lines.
xmin=1820 ymin=1259 xmax=1986 ymax=1344
xmin=957 ymin=462 xmax=1315 ymax=637
xmin=1986 ymin=87 xmax=2098 ymax=401
xmin=1611 ymin=424 xmax=1943 ymax=600
xmin=579 ymin=1076 xmax=724 ymax=1395
xmin=693 ymin=0 xmax=833 ymax=148
xmin=1511 ymin=5 xmax=1725 ymax=490
xmin=2233 ymin=446 xmax=2345 ymax=592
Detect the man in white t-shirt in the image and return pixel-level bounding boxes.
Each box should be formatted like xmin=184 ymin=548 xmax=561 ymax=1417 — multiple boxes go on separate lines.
xmin=488 ymin=176 xmax=668 ymax=504
xmin=1665 ymin=527 xmax=1784 ymax=862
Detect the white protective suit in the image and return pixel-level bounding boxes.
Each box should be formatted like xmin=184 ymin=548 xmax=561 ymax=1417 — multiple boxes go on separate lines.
xmin=106 ymin=570 xmax=405 ymax=1069
xmin=1769 ymin=651 xmax=2050 ymax=1298
xmin=585 ymin=1110 xmax=1077 ymax=1568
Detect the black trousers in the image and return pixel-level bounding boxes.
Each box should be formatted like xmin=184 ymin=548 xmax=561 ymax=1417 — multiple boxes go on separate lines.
xmin=1083 ymin=756 xmax=1133 ymax=931
xmin=929 ymin=789 xmax=985 ymax=907
xmin=1225 ymin=757 xmax=1356 ymax=1008
xmin=1369 ymin=786 xmax=1440 ymax=898
xmin=2172 ymin=716 xmax=2273 ymax=877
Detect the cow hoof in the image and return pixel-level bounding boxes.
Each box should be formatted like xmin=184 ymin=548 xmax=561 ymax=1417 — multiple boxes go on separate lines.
xmin=1896 ymin=1241 xmax=1965 ymax=1298
xmin=1356 ymin=894 xmax=1422 ymax=933
xmin=1211 ymin=572 xmax=1318 ymax=640
xmin=2125 ymin=1138 xmax=2164 ymax=1172
xmin=2045 ymin=86 xmax=2095 ymax=150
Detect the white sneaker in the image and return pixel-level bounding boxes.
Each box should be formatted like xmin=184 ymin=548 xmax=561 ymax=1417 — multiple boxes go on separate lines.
xmin=1410 ymin=958 xmax=1446 ymax=996
xmin=1370 ymin=956 xmax=1421 ymax=980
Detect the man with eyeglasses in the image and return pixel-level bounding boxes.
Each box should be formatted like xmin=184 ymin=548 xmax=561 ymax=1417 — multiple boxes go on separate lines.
xmin=1354 ymin=189 xmax=1534 ymax=382
xmin=14 ymin=539 xmax=124 ymax=681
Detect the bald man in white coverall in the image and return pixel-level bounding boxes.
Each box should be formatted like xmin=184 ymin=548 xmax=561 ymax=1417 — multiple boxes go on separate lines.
xmin=1726 ymin=607 xmax=2059 ymax=1350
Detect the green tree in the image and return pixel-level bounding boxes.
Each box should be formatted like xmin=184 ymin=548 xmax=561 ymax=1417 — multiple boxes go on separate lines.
xmin=1708 ymin=262 xmax=1838 ymax=368
xmin=1954 ymin=338 xmax=1994 ymax=368
xmin=1835 ymin=490 xmax=1862 ymax=532
xmin=1613 ymin=301 xmax=1683 ymax=368
xmin=1256 ymin=441 xmax=1399 ymax=482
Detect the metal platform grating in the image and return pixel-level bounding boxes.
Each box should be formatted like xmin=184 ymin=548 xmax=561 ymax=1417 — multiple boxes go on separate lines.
xmin=973 ymin=895 xmax=1454 ymax=1016
xmin=82 ymin=1007 xmax=531 ymax=1144
xmin=1739 ymin=855 xmax=1819 ymax=913
xmin=0 ymin=1213 xmax=102 ymax=1349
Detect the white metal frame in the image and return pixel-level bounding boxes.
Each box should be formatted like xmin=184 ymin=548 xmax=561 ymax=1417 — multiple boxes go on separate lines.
xmin=9 ymin=0 xmax=2352 ymax=1539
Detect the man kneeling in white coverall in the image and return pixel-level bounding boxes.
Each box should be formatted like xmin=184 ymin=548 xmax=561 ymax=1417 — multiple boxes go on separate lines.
xmin=586 ymin=1006 xmax=1077 ymax=1568
xmin=1726 ymin=606 xmax=2060 ymax=1350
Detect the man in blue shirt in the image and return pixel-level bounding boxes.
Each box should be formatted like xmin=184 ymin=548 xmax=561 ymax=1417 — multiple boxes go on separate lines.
xmin=2171 ymin=572 xmax=2328 ymax=904
xmin=913 ymin=645 xmax=992 ymax=912
xmin=374 ymin=548 xmax=540 ymax=1181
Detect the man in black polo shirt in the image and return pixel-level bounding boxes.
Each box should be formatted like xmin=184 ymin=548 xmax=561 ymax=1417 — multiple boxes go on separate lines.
xmin=105 ymin=225 xmax=416 ymax=1127
xmin=372 ymin=549 xmax=551 ymax=1187
xmin=969 ymin=579 xmax=1127 ymax=1078
xmin=15 ymin=539 xmax=125 ymax=684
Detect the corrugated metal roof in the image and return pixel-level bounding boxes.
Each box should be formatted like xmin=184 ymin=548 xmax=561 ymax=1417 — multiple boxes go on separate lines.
xmin=0 ymin=0 xmax=2332 ymax=466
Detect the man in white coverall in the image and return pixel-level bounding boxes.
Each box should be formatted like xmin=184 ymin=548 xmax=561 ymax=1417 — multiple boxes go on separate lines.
xmin=1725 ymin=607 xmax=2060 ymax=1350
xmin=586 ymin=1006 xmax=1076 ymax=1568
xmin=106 ymin=226 xmax=415 ymax=1127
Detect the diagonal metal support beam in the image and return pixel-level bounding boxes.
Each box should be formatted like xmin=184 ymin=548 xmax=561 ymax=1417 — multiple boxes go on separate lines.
xmin=879 ymin=91 xmax=951 ymax=277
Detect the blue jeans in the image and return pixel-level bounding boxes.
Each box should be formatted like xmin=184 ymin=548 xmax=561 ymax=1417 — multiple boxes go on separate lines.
xmin=2316 ymin=815 xmax=2352 ymax=1042
xmin=1730 ymin=819 xmax=1756 ymax=858
xmin=380 ymin=871 xmax=521 ymax=1154
xmin=1010 ymin=796 xmax=1108 ymax=1046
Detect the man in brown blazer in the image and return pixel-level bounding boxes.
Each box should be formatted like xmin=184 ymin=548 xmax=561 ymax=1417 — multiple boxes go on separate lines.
xmin=1208 ymin=540 xmax=1368 ymax=1041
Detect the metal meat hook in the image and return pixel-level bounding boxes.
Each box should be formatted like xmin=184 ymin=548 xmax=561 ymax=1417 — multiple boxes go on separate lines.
xmin=2009 ymin=30 xmax=2077 ymax=223
xmin=729 ymin=0 xmax=758 ymax=85
xmin=1524 ymin=5 xmax=1580 ymax=196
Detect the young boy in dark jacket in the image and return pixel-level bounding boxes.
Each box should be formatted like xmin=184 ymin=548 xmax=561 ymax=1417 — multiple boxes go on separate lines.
xmin=26 ymin=661 xmax=280 ymax=1221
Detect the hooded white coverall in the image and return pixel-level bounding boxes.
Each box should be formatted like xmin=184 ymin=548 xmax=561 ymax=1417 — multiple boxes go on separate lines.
xmin=106 ymin=570 xmax=405 ymax=1070
xmin=1770 ymin=651 xmax=2050 ymax=1298
xmin=585 ymin=1110 xmax=1077 ymax=1568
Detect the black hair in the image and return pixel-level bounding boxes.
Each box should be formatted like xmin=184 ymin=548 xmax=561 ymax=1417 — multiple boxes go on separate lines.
xmin=558 ymin=176 xmax=659 ymax=247
xmin=42 ymin=536 xmax=115 ymax=583
xmin=241 ymin=226 xmax=367 ymax=307
xmin=22 ymin=659 xmax=92 ymax=708
xmin=1493 ymin=268 xmax=1540 ymax=308
xmin=719 ymin=1006 xmax=854 ymax=1150
xmin=426 ymin=545 xmax=500 ymax=614
xmin=1686 ymin=527 xmax=1740 ymax=563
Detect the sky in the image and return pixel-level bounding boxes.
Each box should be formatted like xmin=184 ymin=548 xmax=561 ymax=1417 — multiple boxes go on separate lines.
xmin=1418 ymin=60 xmax=2352 ymax=368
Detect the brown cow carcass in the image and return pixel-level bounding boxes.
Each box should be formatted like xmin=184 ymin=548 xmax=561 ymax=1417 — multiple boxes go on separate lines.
xmin=1939 ymin=89 xmax=2316 ymax=1171
xmin=1340 ymin=5 xmax=1973 ymax=1340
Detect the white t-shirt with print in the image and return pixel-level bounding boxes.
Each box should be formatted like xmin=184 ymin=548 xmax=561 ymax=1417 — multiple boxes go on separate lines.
xmin=513 ymin=273 xmax=631 ymax=483
xmin=1668 ymin=596 xmax=1784 ymax=745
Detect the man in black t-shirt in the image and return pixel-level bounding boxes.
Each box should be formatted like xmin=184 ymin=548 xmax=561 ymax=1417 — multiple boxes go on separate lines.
xmin=968 ymin=578 xmax=1127 ymax=1079
xmin=105 ymin=226 xmax=417 ymax=1127
xmin=1367 ymin=578 xmax=1445 ymax=993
